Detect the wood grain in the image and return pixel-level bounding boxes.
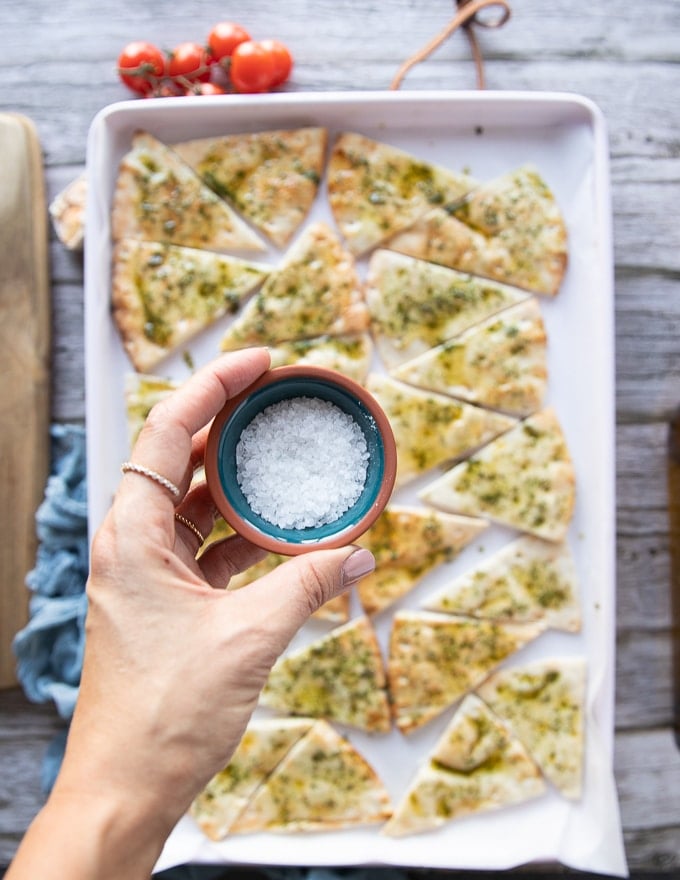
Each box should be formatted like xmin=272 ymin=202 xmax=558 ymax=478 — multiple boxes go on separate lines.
xmin=0 ymin=115 xmax=50 ymax=689
xmin=1 ymin=0 xmax=679 ymax=871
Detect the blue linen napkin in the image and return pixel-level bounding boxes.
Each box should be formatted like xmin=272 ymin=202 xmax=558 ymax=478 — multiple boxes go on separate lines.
xmin=12 ymin=424 xmax=409 ymax=880
xmin=13 ymin=423 xmax=88 ymax=782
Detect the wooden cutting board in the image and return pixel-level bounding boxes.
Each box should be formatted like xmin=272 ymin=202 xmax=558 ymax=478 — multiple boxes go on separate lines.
xmin=0 ymin=114 xmax=50 ymax=688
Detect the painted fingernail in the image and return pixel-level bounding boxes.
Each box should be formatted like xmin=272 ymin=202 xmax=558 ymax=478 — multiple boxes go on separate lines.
xmin=342 ymin=548 xmax=376 ymax=585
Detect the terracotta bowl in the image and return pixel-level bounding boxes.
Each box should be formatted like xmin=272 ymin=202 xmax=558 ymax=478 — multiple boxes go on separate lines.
xmin=205 ymin=365 xmax=397 ymax=555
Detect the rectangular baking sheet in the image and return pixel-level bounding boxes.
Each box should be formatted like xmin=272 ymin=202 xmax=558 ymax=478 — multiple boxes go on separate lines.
xmin=84 ymin=91 xmax=626 ymax=876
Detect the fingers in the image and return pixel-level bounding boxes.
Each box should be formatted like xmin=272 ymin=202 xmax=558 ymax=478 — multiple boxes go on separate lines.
xmin=118 ymin=348 xmax=270 ymax=517
xmin=198 ymin=534 xmax=269 ymax=587
xmin=190 ymin=425 xmax=211 ymax=472
xmin=233 ymin=545 xmax=376 ymax=643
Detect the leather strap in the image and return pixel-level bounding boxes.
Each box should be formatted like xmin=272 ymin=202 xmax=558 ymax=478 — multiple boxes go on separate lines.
xmin=390 ymin=0 xmax=512 ymax=90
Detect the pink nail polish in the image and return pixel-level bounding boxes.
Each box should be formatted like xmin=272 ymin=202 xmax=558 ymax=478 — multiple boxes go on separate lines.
xmin=342 ymin=548 xmax=376 ymax=585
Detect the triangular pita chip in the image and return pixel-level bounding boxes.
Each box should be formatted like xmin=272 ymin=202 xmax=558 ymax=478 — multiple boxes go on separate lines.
xmin=365 ymin=249 xmax=530 ymax=368
xmin=327 ymin=132 xmax=476 ymax=256
xmin=267 ymin=333 xmax=373 ymax=384
xmin=124 ymin=372 xmax=180 ymax=449
xmin=189 ymin=717 xmax=314 ymax=840
xmin=392 ymin=299 xmax=548 ymax=416
xmin=422 ymin=535 xmax=581 ymax=632
xmin=355 ymin=505 xmax=488 ymax=615
xmin=383 ymin=694 xmax=546 ymax=836
xmin=231 ymin=719 xmax=392 ymax=834
xmin=455 ymin=165 xmax=567 ymax=295
xmin=366 ymin=374 xmax=516 ymax=487
xmin=228 ymin=553 xmax=350 ymax=624
xmin=385 ymin=165 xmax=567 ymax=296
xmin=260 ymin=616 xmax=390 ymax=732
xmin=419 ymin=408 xmax=576 ymax=542
xmin=220 ymin=222 xmax=368 ymax=351
xmin=173 ymin=127 xmax=327 ymax=247
xmin=111 ymin=131 xmax=265 ymax=252
xmin=387 ymin=610 xmax=544 ymax=734
xmin=386 ymin=165 xmax=567 ymax=297
xmin=112 ymin=238 xmax=270 ymax=372
xmin=476 ymin=657 xmax=587 ymax=799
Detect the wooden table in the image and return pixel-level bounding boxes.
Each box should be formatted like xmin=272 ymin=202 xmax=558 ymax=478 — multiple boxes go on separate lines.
xmin=1 ymin=0 xmax=679 ymax=873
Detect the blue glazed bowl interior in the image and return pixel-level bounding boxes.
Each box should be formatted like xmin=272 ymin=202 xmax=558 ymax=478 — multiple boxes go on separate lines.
xmin=216 ymin=376 xmax=386 ymax=546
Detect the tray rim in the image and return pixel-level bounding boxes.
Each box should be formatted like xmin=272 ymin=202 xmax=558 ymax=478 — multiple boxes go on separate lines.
xmin=83 ymin=88 xmax=621 ymax=874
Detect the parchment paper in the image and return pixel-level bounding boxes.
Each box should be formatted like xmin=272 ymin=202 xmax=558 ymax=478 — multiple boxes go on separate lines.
xmin=85 ymin=91 xmax=627 ymax=877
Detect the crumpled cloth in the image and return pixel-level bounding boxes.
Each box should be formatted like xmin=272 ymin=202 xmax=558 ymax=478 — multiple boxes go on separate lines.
xmin=11 ymin=425 xmax=410 ymax=880
xmin=12 ymin=424 xmax=88 ymax=790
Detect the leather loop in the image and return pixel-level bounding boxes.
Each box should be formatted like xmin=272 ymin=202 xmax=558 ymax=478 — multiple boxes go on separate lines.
xmin=390 ymin=0 xmax=512 ymax=91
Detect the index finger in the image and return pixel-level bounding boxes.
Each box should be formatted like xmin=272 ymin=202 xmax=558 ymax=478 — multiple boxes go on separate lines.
xmin=123 ymin=348 xmax=270 ymax=505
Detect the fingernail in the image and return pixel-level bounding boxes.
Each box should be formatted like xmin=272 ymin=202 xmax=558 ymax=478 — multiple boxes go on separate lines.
xmin=342 ymin=548 xmax=376 ymax=585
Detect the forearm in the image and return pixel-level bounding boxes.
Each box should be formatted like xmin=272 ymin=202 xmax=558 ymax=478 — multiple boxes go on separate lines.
xmin=6 ymin=789 xmax=170 ymax=880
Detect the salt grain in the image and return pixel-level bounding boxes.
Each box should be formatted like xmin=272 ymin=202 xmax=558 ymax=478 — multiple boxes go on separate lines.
xmin=235 ymin=396 xmax=369 ymax=530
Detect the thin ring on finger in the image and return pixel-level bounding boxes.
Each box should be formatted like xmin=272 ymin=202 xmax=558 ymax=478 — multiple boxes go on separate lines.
xmin=174 ymin=513 xmax=206 ymax=553
xmin=174 ymin=481 xmax=219 ymax=552
xmin=120 ymin=461 xmax=181 ymax=499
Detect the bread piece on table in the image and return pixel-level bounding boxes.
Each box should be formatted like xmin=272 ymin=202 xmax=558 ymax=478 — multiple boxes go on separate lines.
xmin=386 ymin=164 xmax=568 ymax=297
xmin=365 ymin=249 xmax=530 ymax=368
xmin=422 ymin=535 xmax=581 ymax=632
xmin=220 ymin=222 xmax=368 ymax=351
xmin=190 ymin=717 xmax=314 ymax=840
xmin=173 ymin=127 xmax=327 ymax=248
xmin=327 ymin=132 xmax=476 ymax=256
xmin=420 ymin=408 xmax=576 ymax=543
xmin=383 ymin=694 xmax=546 ymax=836
xmin=112 ymin=237 xmax=270 ymax=372
xmin=231 ymin=720 xmax=392 ymax=834
xmin=476 ymin=657 xmax=587 ymax=799
xmin=260 ymin=615 xmax=391 ymax=733
xmin=112 ymin=131 xmax=265 ymax=252
xmin=392 ymin=299 xmax=548 ymax=417
xmin=387 ymin=610 xmax=544 ymax=734
xmin=355 ymin=505 xmax=488 ymax=616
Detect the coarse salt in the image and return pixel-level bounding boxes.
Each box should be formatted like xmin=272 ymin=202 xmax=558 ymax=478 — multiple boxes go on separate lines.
xmin=235 ymin=396 xmax=369 ymax=530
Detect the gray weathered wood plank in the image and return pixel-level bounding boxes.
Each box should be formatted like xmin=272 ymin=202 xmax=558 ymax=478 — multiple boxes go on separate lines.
xmin=2 ymin=0 xmax=680 ymax=871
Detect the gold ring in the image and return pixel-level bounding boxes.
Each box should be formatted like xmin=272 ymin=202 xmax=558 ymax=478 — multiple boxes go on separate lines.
xmin=174 ymin=513 xmax=206 ymax=546
xmin=121 ymin=461 xmax=181 ymax=498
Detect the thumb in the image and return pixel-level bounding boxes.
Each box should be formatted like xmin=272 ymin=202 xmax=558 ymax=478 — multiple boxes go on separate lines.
xmin=236 ymin=544 xmax=375 ymax=643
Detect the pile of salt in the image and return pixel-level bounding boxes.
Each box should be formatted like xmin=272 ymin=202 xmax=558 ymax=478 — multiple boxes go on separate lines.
xmin=235 ymin=396 xmax=370 ymax=530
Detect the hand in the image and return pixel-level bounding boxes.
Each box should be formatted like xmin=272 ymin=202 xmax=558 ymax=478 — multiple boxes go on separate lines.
xmin=8 ymin=348 xmax=376 ymax=880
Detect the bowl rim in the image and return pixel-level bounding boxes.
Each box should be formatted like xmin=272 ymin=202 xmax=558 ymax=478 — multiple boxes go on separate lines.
xmin=205 ymin=364 xmax=397 ymax=555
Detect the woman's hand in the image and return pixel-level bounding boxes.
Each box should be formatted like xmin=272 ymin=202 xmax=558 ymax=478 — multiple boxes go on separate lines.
xmin=8 ymin=348 xmax=375 ymax=880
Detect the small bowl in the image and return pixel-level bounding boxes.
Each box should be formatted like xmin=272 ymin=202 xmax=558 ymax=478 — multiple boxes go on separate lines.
xmin=205 ymin=365 xmax=397 ymax=555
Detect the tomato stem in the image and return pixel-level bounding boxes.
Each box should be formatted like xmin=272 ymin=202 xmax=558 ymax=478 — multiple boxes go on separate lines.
xmin=118 ymin=57 xmax=234 ymax=95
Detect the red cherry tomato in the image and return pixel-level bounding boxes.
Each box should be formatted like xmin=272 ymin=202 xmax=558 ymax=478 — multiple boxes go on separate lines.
xmin=168 ymin=41 xmax=211 ymax=82
xmin=259 ymin=39 xmax=293 ymax=86
xmin=207 ymin=21 xmax=251 ymax=62
xmin=117 ymin=41 xmax=166 ymax=94
xmin=186 ymin=82 xmax=227 ymax=96
xmin=230 ymin=40 xmax=278 ymax=93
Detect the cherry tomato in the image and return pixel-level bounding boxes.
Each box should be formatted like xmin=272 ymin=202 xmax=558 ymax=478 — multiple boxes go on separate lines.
xmin=186 ymin=82 xmax=227 ymax=96
xmin=207 ymin=21 xmax=251 ymax=62
xmin=118 ymin=41 xmax=166 ymax=94
xmin=229 ymin=40 xmax=278 ymax=93
xmin=259 ymin=39 xmax=293 ymax=86
xmin=168 ymin=41 xmax=211 ymax=82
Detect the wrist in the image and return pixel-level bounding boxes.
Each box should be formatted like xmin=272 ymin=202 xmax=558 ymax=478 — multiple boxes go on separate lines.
xmin=8 ymin=787 xmax=171 ymax=880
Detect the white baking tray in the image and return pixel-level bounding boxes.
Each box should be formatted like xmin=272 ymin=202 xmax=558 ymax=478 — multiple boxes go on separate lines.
xmin=85 ymin=91 xmax=626 ymax=876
